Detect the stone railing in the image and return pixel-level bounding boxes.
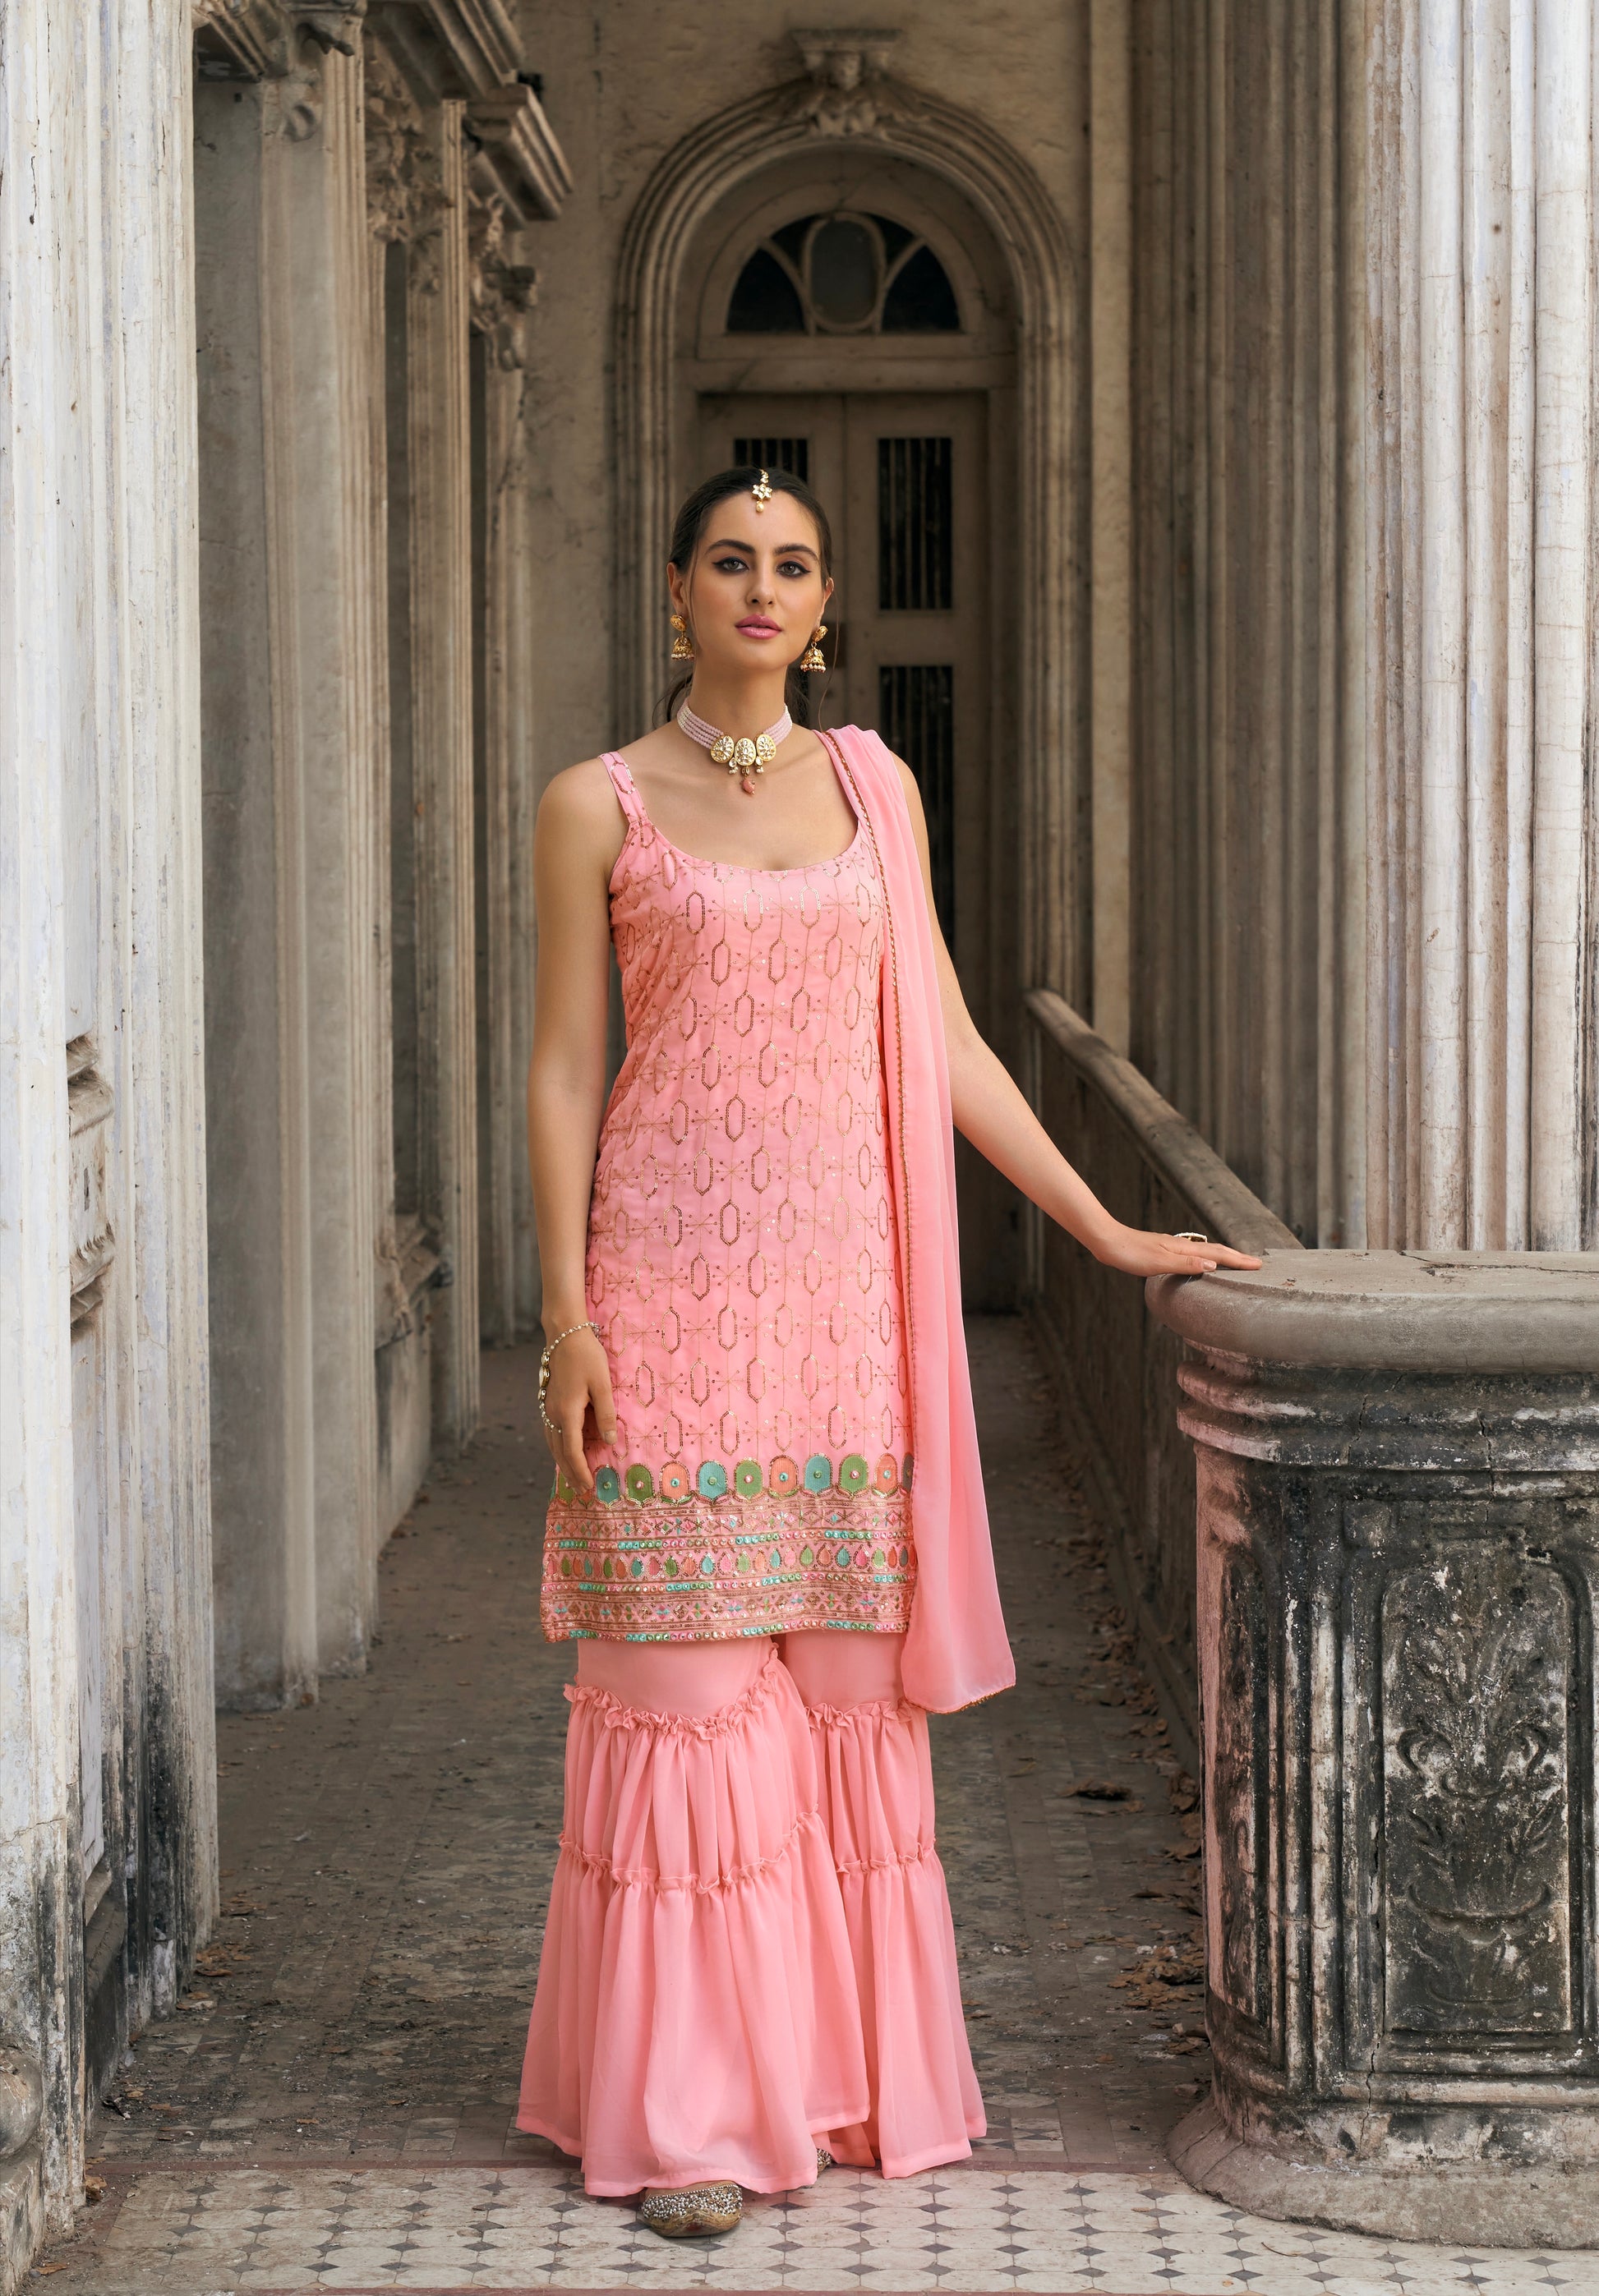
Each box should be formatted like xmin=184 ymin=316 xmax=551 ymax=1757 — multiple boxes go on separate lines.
xmin=1152 ymin=1253 xmax=1599 ymax=2245
xmin=1022 ymin=990 xmax=1298 ymax=1764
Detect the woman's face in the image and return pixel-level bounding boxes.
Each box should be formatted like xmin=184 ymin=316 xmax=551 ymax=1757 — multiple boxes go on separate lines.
xmin=668 ymin=493 xmax=832 ymax=682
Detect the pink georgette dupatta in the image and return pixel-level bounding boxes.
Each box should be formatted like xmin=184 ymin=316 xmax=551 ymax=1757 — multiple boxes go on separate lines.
xmin=822 ymin=725 xmax=1015 ymax=1716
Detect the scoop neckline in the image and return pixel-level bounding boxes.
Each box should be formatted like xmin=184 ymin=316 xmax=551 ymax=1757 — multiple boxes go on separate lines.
xmin=604 ymin=748 xmax=864 ymax=880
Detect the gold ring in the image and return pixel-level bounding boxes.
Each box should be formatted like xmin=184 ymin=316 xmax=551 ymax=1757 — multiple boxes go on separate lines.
xmin=1173 ymin=1231 xmax=1210 ymax=1245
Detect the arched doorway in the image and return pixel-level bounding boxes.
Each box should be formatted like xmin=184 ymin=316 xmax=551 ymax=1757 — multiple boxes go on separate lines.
xmin=615 ymin=79 xmax=1076 ymax=1301
xmin=683 ymin=153 xmax=1016 ymax=1293
xmin=689 ymin=174 xmax=1008 ymax=967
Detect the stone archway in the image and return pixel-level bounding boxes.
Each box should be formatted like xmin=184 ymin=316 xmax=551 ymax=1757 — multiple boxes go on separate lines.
xmin=612 ymin=33 xmax=1081 ymax=999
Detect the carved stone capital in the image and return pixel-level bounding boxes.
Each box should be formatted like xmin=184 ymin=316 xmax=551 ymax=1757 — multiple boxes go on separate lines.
xmin=467 ymin=189 xmax=537 ymax=366
xmin=788 ymin=25 xmax=914 ymax=136
xmin=465 ymin=81 xmax=573 ymax=224
xmin=193 ymin=0 xmax=293 ymax=81
xmin=365 ymin=40 xmax=451 ymax=246
xmin=293 ymin=0 xmax=365 ymax=58
xmin=194 ymin=0 xmax=364 ymax=96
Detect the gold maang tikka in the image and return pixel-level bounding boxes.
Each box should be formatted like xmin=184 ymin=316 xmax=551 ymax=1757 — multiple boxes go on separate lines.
xmin=751 ymin=467 xmax=773 ymax=510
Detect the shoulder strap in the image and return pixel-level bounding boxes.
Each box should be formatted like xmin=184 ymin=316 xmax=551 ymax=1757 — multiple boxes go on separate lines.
xmin=600 ymin=750 xmax=646 ymax=829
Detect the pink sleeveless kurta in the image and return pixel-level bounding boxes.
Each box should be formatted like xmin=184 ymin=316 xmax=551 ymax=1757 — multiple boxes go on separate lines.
xmin=540 ymin=749 xmax=917 ymax=1642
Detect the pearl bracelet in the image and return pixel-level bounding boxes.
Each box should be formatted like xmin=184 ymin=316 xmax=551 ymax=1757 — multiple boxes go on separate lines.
xmin=537 ymin=1319 xmax=601 ymax=1438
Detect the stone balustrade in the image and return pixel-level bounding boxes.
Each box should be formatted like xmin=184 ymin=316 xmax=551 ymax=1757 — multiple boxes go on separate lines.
xmin=1025 ymin=988 xmax=1298 ymax=1768
xmin=1151 ymin=1254 xmax=1599 ymax=2247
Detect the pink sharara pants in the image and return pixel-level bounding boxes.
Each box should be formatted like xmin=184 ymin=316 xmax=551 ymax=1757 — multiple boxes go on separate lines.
xmin=516 ymin=1631 xmax=985 ymax=2195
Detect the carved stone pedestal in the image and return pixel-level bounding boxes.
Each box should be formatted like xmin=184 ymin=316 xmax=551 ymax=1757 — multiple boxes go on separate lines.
xmin=1149 ymin=1252 xmax=1599 ymax=2246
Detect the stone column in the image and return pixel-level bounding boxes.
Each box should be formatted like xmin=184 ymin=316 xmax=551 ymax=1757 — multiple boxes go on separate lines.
xmin=463 ymin=84 xmax=569 ymax=1345
xmin=1121 ymin=0 xmax=1353 ymax=1240
xmin=1088 ymin=0 xmax=1132 ymax=1056
xmin=0 ymin=0 xmax=81 ymax=2252
xmin=114 ymin=0 xmax=217 ymax=2031
xmin=195 ymin=75 xmax=320 ymax=1710
xmin=1362 ymin=0 xmax=1598 ymax=1254
xmin=467 ymin=196 xmax=539 ymax=1346
xmin=505 ymin=417 xmax=541 ymax=1337
xmin=197 ymin=16 xmax=388 ymax=1692
xmin=3 ymin=0 xmax=213 ymax=2265
xmin=1152 ymin=1254 xmax=1599 ymax=2247
xmin=276 ymin=36 xmax=383 ymax=1678
xmin=1119 ymin=0 xmax=1597 ymax=1252
xmin=471 ymin=315 xmax=518 ymax=1353
xmin=401 ymin=102 xmax=480 ymax=1449
xmin=362 ymin=37 xmax=444 ymax=1530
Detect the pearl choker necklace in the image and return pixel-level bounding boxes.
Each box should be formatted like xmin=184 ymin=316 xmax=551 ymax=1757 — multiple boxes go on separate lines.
xmin=677 ymin=702 xmax=791 ymax=795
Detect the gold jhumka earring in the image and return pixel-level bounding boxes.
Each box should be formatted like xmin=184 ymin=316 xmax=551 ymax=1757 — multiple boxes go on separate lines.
xmin=800 ymin=624 xmax=827 ymax=672
xmin=670 ymin=614 xmax=694 ymax=661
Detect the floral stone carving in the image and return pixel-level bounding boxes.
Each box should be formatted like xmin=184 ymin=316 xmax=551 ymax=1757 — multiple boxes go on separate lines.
xmin=364 ymin=41 xmax=449 ymax=249
xmin=1382 ymin=1547 xmax=1571 ymax=2039
xmin=1149 ymin=1251 xmax=1599 ymax=2248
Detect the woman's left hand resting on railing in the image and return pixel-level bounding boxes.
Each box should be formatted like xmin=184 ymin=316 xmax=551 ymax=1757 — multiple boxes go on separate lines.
xmin=893 ymin=757 xmax=1264 ymax=1283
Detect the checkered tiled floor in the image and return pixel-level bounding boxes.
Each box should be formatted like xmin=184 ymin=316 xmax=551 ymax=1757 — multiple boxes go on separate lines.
xmin=44 ymin=2159 xmax=1599 ymax=2291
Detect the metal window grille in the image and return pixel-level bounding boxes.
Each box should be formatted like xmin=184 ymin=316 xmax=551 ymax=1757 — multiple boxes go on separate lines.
xmin=733 ymin=436 xmax=810 ymax=483
xmin=878 ymin=664 xmax=955 ymax=940
xmin=878 ymin=437 xmax=952 ymax=611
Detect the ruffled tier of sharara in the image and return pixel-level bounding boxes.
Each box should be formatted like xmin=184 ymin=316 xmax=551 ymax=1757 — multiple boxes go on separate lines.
xmin=516 ymin=1649 xmax=983 ymax=2195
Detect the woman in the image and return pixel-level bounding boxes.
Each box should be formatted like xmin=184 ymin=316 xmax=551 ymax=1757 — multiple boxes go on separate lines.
xmin=517 ymin=465 xmax=1259 ymax=2236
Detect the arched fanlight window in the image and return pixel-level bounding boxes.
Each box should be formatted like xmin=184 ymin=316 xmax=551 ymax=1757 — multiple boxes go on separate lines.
xmin=727 ymin=211 xmax=961 ymax=336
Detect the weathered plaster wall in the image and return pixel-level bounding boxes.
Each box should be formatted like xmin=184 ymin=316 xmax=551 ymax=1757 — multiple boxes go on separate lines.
xmin=1 ymin=0 xmax=214 ymax=2280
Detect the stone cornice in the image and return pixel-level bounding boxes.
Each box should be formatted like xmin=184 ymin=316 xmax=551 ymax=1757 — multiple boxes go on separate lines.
xmin=193 ymin=0 xmax=363 ymax=79
xmin=365 ymin=0 xmax=520 ymax=99
xmin=466 ymin=84 xmax=573 ymax=223
xmin=1149 ymin=1249 xmax=1599 ymax=1375
xmin=193 ymin=0 xmax=293 ymax=79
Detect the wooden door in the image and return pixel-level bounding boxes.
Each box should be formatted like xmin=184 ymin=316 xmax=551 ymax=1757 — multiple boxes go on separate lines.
xmin=698 ymin=392 xmax=988 ymax=955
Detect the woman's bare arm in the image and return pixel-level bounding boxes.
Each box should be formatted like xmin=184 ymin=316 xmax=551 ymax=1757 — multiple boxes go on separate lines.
xmin=527 ymin=763 xmax=624 ymax=1488
xmin=887 ymin=758 xmax=1261 ymax=1280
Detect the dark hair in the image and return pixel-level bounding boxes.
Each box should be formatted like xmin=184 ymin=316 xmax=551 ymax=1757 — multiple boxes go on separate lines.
xmin=657 ymin=466 xmax=835 ymax=727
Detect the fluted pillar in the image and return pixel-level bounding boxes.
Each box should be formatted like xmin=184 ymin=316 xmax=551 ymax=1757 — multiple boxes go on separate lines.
xmin=1363 ymin=0 xmax=1597 ymax=1250
xmin=195 ymin=75 xmax=319 ymax=1709
xmin=196 ymin=23 xmax=385 ymax=1697
xmin=1117 ymin=0 xmax=1597 ymax=1254
xmin=408 ymin=100 xmax=481 ymax=1447
xmin=279 ymin=41 xmax=383 ymax=1676
xmin=2 ymin=0 xmax=212 ymax=2261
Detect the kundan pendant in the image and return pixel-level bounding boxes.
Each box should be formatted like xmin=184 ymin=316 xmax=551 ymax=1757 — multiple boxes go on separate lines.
xmin=679 ymin=703 xmax=790 ymax=794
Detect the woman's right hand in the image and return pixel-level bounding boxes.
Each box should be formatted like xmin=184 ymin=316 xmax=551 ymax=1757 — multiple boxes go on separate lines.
xmin=542 ymin=1326 xmax=619 ymax=1494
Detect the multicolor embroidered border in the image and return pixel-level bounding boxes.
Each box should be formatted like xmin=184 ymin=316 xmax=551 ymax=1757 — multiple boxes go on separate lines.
xmin=553 ymin=1451 xmax=915 ymax=1507
xmin=540 ymin=1486 xmax=915 ymax=1644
